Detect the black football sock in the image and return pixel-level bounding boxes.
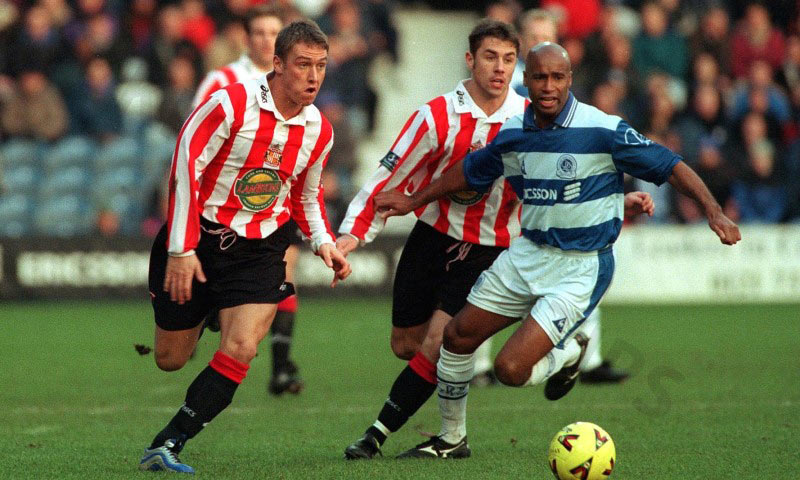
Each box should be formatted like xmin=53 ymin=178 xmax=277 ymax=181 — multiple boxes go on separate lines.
xmin=371 ymin=353 xmax=438 ymax=445
xmin=150 ymin=351 xmax=248 ymax=449
xmin=271 ymin=310 xmax=295 ymax=374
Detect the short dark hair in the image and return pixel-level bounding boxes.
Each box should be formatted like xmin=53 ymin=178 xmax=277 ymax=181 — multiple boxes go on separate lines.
xmin=244 ymin=4 xmax=284 ymax=35
xmin=468 ymin=19 xmax=520 ymax=56
xmin=274 ymin=20 xmax=329 ymax=61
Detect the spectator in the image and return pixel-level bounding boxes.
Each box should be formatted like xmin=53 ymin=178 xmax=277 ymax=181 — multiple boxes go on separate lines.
xmin=674 ymin=83 xmax=728 ymax=166
xmin=156 ymin=56 xmax=196 ymax=134
xmin=511 ymin=9 xmax=558 ymax=97
xmin=1 ymin=68 xmax=69 ymax=142
xmin=10 ymin=5 xmax=70 ymax=77
xmin=777 ymin=35 xmax=800 ymax=93
xmin=730 ymin=60 xmax=792 ymax=128
xmin=731 ymin=139 xmax=789 ymax=223
xmin=317 ymin=0 xmax=376 ymax=133
xmin=122 ymin=0 xmax=158 ymax=56
xmin=145 ymin=4 xmax=201 ymax=87
xmin=541 ymin=0 xmax=601 ymax=40
xmin=203 ymin=19 xmax=247 ymax=72
xmin=730 ymin=3 xmax=785 ymax=79
xmin=689 ymin=6 xmax=731 ymax=74
xmin=181 ymin=0 xmax=215 ymax=53
xmin=633 ymin=1 xmax=688 ymax=81
xmin=484 ymin=0 xmax=522 ymax=26
xmin=116 ymin=57 xmax=161 ymax=135
xmin=70 ymin=56 xmax=122 ymax=142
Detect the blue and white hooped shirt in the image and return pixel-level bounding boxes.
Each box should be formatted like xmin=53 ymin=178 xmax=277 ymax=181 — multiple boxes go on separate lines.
xmin=463 ymin=92 xmax=680 ymax=252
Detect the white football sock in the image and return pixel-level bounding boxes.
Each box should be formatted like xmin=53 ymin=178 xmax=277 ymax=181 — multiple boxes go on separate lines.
xmin=579 ymin=308 xmax=603 ymax=372
xmin=525 ymin=338 xmax=581 ymax=386
xmin=472 ymin=338 xmax=493 ymax=375
xmin=436 ymin=346 xmax=474 ymax=444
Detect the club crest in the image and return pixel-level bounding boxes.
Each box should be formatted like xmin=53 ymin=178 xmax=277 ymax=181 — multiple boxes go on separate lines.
xmin=556 ymin=154 xmax=577 ymax=180
xmin=264 ymin=144 xmax=282 ymax=168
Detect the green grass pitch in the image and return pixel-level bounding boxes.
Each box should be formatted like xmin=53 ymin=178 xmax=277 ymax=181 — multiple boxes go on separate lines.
xmin=1 ymin=300 xmax=798 ymax=479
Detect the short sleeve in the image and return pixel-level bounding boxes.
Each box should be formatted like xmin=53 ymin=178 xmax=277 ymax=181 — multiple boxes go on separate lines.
xmin=611 ymin=120 xmax=680 ymax=185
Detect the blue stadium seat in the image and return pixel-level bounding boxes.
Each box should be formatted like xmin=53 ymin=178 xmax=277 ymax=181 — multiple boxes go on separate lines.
xmin=34 ymin=194 xmax=92 ymax=237
xmin=2 ymin=164 xmax=41 ymax=194
xmin=38 ymin=165 xmax=92 ymax=198
xmin=0 ymin=138 xmax=42 ymax=169
xmin=93 ymin=136 xmax=141 ymax=172
xmin=43 ymin=136 xmax=96 ymax=172
xmin=0 ymin=193 xmax=34 ymax=237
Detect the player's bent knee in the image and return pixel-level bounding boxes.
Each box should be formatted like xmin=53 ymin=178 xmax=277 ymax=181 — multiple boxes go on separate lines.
xmin=494 ymin=356 xmax=528 ymax=386
xmin=442 ymin=321 xmax=478 ymax=354
xmin=154 ymin=350 xmax=189 ymax=372
xmin=390 ymin=337 xmax=419 ymax=360
xmin=220 ymin=338 xmax=259 ymax=364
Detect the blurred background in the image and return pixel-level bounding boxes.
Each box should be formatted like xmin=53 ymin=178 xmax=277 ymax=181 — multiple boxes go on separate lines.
xmin=0 ymin=0 xmax=798 ymax=303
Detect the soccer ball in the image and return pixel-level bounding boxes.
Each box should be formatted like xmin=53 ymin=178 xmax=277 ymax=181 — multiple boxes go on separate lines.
xmin=547 ymin=422 xmax=616 ymax=480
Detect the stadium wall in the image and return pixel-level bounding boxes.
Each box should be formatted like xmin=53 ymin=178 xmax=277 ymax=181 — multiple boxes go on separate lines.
xmin=1 ymin=225 xmax=798 ymax=302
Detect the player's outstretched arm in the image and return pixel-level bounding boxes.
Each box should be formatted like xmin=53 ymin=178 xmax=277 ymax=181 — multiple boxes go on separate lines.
xmin=668 ymin=161 xmax=741 ymax=245
xmin=374 ymin=159 xmax=471 ymax=219
xmin=335 ymin=234 xmax=360 ymax=256
xmin=623 ymin=191 xmax=655 ymax=218
xmin=317 ymin=243 xmax=352 ymax=287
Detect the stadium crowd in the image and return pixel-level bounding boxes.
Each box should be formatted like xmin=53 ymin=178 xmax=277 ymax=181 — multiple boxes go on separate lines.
xmin=0 ymin=0 xmax=798 ymax=239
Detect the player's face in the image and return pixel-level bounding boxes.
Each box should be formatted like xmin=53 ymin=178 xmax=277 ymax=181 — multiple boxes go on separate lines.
xmin=524 ymin=50 xmax=572 ymax=121
xmin=467 ymin=37 xmax=517 ymax=100
xmin=274 ymin=42 xmax=328 ymax=107
xmin=248 ymin=15 xmax=282 ymax=68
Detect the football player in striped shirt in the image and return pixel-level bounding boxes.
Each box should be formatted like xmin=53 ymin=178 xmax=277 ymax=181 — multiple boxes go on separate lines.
xmin=374 ymin=42 xmax=740 ymax=458
xmin=194 ymin=5 xmax=306 ymax=397
xmin=338 ymin=19 xmax=528 ymax=460
xmin=139 ymin=20 xmax=350 ymax=474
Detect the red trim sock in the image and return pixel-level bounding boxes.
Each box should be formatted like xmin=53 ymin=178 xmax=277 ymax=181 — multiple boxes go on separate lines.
xmin=209 ymin=350 xmax=250 ymax=384
xmin=277 ymin=295 xmax=298 ymax=313
xmin=408 ymin=351 xmax=436 ymax=385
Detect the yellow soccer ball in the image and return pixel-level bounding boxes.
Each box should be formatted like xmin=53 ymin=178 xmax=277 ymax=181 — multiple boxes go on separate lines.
xmin=548 ymin=422 xmax=616 ymax=480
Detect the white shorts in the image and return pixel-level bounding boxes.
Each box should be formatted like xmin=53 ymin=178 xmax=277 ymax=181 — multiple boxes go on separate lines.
xmin=466 ymin=237 xmax=614 ymax=348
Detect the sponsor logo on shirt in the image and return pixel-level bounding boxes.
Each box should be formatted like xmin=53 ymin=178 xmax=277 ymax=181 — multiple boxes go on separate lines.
xmin=260 ymin=84 xmax=270 ymax=104
xmin=456 ymin=89 xmax=465 ymax=106
xmin=235 ymin=168 xmax=282 ymax=211
xmin=380 ymin=151 xmax=400 ymax=171
xmin=449 ymin=190 xmax=485 ymax=206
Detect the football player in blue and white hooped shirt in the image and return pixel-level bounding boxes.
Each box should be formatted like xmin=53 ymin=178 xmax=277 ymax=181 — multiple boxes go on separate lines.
xmin=374 ymin=43 xmax=740 ymax=456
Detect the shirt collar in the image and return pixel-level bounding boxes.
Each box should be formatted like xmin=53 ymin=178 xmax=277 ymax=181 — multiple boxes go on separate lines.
xmin=523 ymin=91 xmax=577 ymax=130
xmin=452 ymin=79 xmax=525 ymax=123
xmin=256 ymin=74 xmax=321 ymax=125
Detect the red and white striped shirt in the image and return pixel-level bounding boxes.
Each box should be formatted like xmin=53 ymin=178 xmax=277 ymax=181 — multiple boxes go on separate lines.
xmin=167 ymin=75 xmax=335 ymax=255
xmin=193 ymin=54 xmax=267 ymax=108
xmin=339 ymin=81 xmax=529 ymax=247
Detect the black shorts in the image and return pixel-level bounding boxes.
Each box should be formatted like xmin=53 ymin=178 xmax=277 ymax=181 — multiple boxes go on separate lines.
xmin=392 ymin=221 xmax=504 ymax=328
xmin=149 ymin=218 xmax=295 ymax=331
xmin=285 ymin=218 xmax=304 ymax=246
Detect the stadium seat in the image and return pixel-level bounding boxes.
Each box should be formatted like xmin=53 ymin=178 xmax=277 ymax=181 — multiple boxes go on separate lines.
xmin=33 ymin=194 xmax=92 ymax=237
xmin=93 ymin=136 xmax=141 ymax=172
xmin=0 ymin=193 xmax=34 ymax=237
xmin=43 ymin=136 xmax=96 ymax=172
xmin=0 ymin=138 xmax=42 ymax=169
xmin=2 ymin=164 xmax=41 ymax=194
xmin=38 ymin=165 xmax=92 ymax=198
